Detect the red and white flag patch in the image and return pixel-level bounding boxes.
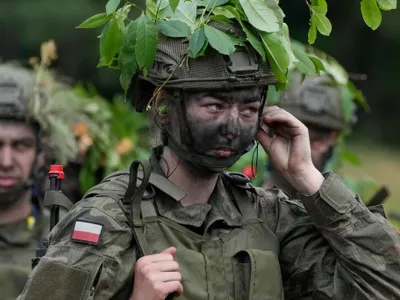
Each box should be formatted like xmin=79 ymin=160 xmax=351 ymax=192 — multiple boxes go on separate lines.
xmin=71 ymin=220 xmax=103 ymax=245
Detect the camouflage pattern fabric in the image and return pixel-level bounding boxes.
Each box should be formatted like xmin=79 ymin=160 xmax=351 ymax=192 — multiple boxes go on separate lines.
xmin=0 ymin=203 xmax=49 ymax=300
xmin=17 ymin=148 xmax=400 ymax=300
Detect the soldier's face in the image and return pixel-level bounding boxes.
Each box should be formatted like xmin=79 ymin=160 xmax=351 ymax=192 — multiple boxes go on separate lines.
xmin=0 ymin=121 xmax=39 ymax=195
xmin=308 ymin=126 xmax=337 ymax=170
xmin=184 ymin=88 xmax=261 ymax=158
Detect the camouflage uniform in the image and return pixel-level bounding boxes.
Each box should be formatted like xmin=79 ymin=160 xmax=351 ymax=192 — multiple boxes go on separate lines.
xmin=18 ymin=27 xmax=400 ymax=300
xmin=0 ymin=203 xmax=49 ymax=300
xmin=17 ymin=146 xmax=400 ymax=300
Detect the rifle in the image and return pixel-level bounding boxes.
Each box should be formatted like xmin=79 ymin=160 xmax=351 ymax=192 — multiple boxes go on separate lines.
xmin=366 ymin=186 xmax=390 ymax=207
xmin=32 ymin=165 xmax=74 ymax=269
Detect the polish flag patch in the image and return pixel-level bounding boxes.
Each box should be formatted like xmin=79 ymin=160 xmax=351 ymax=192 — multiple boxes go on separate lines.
xmin=71 ymin=220 xmax=103 ymax=245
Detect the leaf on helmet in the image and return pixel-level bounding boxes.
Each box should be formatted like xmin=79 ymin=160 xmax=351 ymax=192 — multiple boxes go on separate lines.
xmin=158 ymin=19 xmax=192 ymax=37
xmin=260 ymin=31 xmax=290 ymax=83
xmin=204 ymin=24 xmax=236 ymax=55
xmin=189 ymin=27 xmax=206 ymax=58
xmin=76 ymin=13 xmax=111 ymax=29
xmin=135 ymin=13 xmax=158 ymax=73
xmin=100 ymin=18 xmax=122 ymax=66
xmin=239 ymin=0 xmax=279 ymax=33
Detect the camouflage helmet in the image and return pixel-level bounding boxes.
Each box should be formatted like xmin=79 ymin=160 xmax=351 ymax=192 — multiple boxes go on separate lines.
xmin=132 ymin=22 xmax=277 ymax=112
xmin=0 ymin=63 xmax=37 ymax=122
xmin=278 ymin=70 xmax=353 ymax=131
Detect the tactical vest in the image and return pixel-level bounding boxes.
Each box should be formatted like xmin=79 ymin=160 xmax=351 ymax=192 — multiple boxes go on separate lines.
xmin=92 ymin=160 xmax=284 ymax=300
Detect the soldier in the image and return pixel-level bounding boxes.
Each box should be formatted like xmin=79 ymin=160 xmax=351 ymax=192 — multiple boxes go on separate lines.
xmin=18 ymin=26 xmax=400 ymax=300
xmin=0 ymin=61 xmax=84 ymax=299
xmin=262 ymin=70 xmax=357 ymax=196
xmin=0 ymin=64 xmax=50 ymax=300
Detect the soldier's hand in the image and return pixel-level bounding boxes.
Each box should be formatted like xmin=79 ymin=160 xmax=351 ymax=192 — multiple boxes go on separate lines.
xmin=130 ymin=247 xmax=183 ymax=300
xmin=256 ymin=106 xmax=324 ymax=195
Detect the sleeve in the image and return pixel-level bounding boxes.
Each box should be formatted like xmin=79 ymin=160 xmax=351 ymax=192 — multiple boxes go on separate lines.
xmin=17 ymin=196 xmax=136 ymax=300
xmin=258 ymin=172 xmax=400 ymax=300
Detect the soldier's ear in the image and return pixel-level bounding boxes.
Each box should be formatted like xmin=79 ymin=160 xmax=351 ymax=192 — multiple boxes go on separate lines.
xmin=155 ymin=89 xmax=170 ymax=125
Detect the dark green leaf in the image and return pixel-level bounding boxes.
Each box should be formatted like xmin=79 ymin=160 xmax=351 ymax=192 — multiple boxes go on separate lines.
xmin=135 ymin=13 xmax=158 ymax=71
xmin=106 ymin=0 xmax=121 ymax=16
xmin=118 ymin=21 xmax=138 ymax=93
xmin=76 ymin=13 xmax=111 ymax=29
xmin=308 ymin=16 xmax=317 ymax=44
xmin=292 ymin=44 xmax=316 ymax=75
xmin=377 ymin=0 xmax=397 ymax=10
xmin=239 ymin=0 xmax=279 ymax=33
xmin=242 ymin=22 xmax=266 ymax=62
xmin=198 ymin=0 xmax=229 ymax=7
xmin=340 ymin=84 xmax=354 ymax=122
xmin=189 ymin=28 xmax=206 ymax=58
xmin=260 ymin=31 xmax=290 ymax=83
xmin=312 ymin=7 xmax=332 ymax=35
xmin=361 ymin=0 xmax=382 ymax=30
xmin=309 ymin=55 xmax=326 ymax=74
xmin=100 ymin=19 xmax=123 ymax=66
xmin=158 ymin=19 xmax=192 ymax=37
xmin=204 ymin=24 xmax=236 ymax=55
xmin=341 ymin=151 xmax=362 ymax=166
xmin=169 ymin=0 xmax=180 ymax=12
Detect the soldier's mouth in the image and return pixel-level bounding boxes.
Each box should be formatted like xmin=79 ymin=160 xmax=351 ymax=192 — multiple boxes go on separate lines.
xmin=0 ymin=177 xmax=18 ymax=188
xmin=207 ymin=148 xmax=236 ymax=157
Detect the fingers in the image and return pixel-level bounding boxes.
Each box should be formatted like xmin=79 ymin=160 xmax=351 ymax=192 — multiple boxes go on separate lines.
xmin=161 ymin=247 xmax=177 ymax=257
xmin=163 ymin=281 xmax=184 ymax=297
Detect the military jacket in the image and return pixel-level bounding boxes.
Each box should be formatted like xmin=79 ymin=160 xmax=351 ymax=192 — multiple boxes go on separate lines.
xmin=0 ymin=202 xmax=49 ymax=300
xmin=18 ymin=150 xmax=400 ymax=300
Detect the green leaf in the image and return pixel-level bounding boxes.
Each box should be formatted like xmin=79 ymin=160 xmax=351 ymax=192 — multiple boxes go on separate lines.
xmin=266 ymin=85 xmax=281 ymax=105
xmin=260 ymin=31 xmax=290 ymax=83
xmin=198 ymin=0 xmax=229 ymax=7
xmin=309 ymin=55 xmax=326 ymax=74
xmin=361 ymin=0 xmax=382 ymax=30
xmin=76 ymin=13 xmax=111 ymax=29
xmin=292 ymin=44 xmax=316 ymax=75
xmin=242 ymin=23 xmax=266 ymax=63
xmin=210 ymin=14 xmax=233 ymax=25
xmin=171 ymin=0 xmax=197 ymax=30
xmin=239 ymin=0 xmax=279 ymax=33
xmin=312 ymin=7 xmax=332 ymax=36
xmin=204 ymin=24 xmax=236 ymax=55
xmin=212 ymin=7 xmax=236 ymax=18
xmin=377 ymin=0 xmax=397 ymax=10
xmin=308 ymin=15 xmax=317 ymax=44
xmin=106 ymin=0 xmax=121 ymax=16
xmin=281 ymin=23 xmax=297 ymax=66
xmin=135 ymin=13 xmax=158 ymax=72
xmin=158 ymin=19 xmax=192 ymax=37
xmin=100 ymin=19 xmax=123 ymax=66
xmin=169 ymin=0 xmax=180 ymax=12
xmin=189 ymin=28 xmax=206 ymax=57
xmin=317 ymin=0 xmax=328 ymax=14
xmin=146 ymin=0 xmax=158 ymax=18
xmin=116 ymin=4 xmax=133 ymax=30
xmin=118 ymin=21 xmax=138 ymax=93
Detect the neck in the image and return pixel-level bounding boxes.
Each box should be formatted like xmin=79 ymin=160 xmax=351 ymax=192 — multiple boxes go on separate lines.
xmin=161 ymin=147 xmax=219 ymax=206
xmin=0 ymin=190 xmax=33 ymax=225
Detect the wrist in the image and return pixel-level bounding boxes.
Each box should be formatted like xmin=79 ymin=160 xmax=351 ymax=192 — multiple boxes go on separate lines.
xmin=291 ymin=166 xmax=324 ymax=195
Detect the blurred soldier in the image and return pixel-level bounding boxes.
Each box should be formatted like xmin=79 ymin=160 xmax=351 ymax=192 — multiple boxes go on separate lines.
xmin=0 ymin=63 xmax=50 ymax=300
xmin=0 ymin=60 xmax=82 ymax=299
